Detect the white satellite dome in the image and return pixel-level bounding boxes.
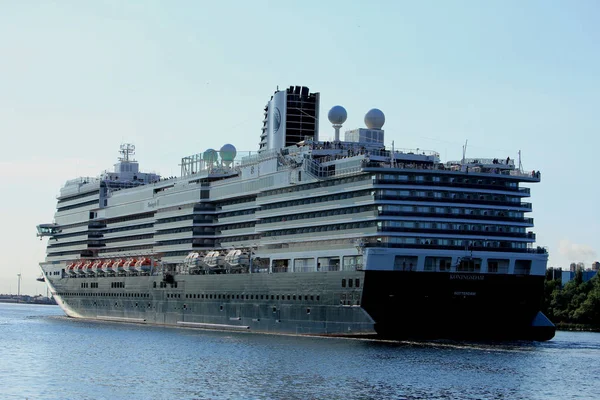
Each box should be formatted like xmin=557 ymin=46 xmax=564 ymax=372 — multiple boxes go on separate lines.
xmin=220 ymin=144 xmax=237 ymax=162
xmin=328 ymin=105 xmax=348 ymax=125
xmin=203 ymin=148 xmax=218 ymax=163
xmin=364 ymin=108 xmax=385 ymax=130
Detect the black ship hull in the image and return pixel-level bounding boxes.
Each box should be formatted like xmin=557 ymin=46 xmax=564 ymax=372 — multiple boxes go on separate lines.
xmin=362 ymin=271 xmax=555 ymax=341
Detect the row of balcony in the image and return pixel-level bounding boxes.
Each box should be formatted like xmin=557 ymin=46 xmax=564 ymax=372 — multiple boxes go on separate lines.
xmin=365 ymin=242 xmax=548 ymax=254
xmin=374 ymin=194 xmax=532 ymax=209
xmin=373 ymin=178 xmax=530 ymax=195
xmin=378 ymin=211 xmax=533 ymax=225
xmin=377 ymin=227 xmax=535 ymax=239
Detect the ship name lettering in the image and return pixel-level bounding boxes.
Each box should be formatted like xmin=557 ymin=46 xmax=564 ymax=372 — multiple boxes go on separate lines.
xmin=147 ymin=200 xmax=159 ymax=208
xmin=449 ymin=274 xmax=484 ymax=281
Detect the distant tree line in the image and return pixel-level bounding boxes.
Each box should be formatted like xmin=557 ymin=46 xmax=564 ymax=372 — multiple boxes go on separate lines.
xmin=542 ymin=268 xmax=600 ymax=330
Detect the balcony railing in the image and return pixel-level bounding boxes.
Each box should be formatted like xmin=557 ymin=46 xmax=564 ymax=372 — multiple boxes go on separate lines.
xmin=373 ymin=178 xmax=530 ymax=195
xmin=363 ymin=161 xmax=541 ymax=181
xmin=374 ymin=194 xmax=532 ymax=209
xmin=377 ymin=211 xmax=534 ymax=224
xmin=364 ymin=242 xmax=548 ymax=254
xmin=376 ymin=226 xmax=536 ymax=239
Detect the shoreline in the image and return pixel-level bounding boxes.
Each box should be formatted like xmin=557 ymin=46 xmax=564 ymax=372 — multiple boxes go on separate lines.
xmin=556 ymin=322 xmax=600 ymax=333
xmin=0 ymin=298 xmax=57 ymax=306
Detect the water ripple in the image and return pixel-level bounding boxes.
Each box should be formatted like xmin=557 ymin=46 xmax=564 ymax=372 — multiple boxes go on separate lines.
xmin=0 ymin=304 xmax=599 ymax=400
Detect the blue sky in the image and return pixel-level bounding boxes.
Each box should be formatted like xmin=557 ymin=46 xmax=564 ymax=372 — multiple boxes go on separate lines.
xmin=1 ymin=0 xmax=598 ymax=295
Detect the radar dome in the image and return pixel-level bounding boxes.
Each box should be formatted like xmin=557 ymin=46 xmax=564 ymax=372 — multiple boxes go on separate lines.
xmin=203 ymin=148 xmax=218 ymax=164
xmin=220 ymin=144 xmax=237 ymax=163
xmin=328 ymin=105 xmax=348 ymax=125
xmin=364 ymin=108 xmax=385 ymax=130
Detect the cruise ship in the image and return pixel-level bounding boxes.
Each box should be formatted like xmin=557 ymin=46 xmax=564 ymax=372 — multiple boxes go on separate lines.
xmin=37 ymin=85 xmax=555 ymax=341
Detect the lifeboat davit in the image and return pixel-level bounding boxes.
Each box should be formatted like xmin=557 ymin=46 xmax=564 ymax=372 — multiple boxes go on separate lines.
xmin=124 ymin=258 xmax=137 ymax=272
xmin=108 ymin=259 xmax=122 ymax=274
xmin=83 ymin=260 xmax=94 ymax=275
xmin=100 ymin=259 xmax=113 ymax=274
xmin=90 ymin=260 xmax=102 ymax=274
xmin=66 ymin=261 xmax=76 ymax=276
xmin=134 ymin=257 xmax=153 ymax=273
xmin=184 ymin=252 xmax=200 ymax=268
xmin=75 ymin=260 xmax=86 ymax=275
xmin=203 ymin=251 xmax=221 ymax=268
xmin=114 ymin=259 xmax=126 ymax=273
xmin=224 ymin=250 xmax=249 ymax=267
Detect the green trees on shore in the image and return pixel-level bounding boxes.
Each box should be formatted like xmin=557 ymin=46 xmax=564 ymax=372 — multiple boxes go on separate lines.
xmin=542 ymin=268 xmax=600 ymax=329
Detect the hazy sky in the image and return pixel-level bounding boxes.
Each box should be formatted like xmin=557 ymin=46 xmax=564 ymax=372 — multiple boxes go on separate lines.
xmin=1 ymin=1 xmax=598 ymax=295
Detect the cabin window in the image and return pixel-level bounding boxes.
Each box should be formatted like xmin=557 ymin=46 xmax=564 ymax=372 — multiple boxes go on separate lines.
xmin=342 ymin=279 xmax=346 ymax=288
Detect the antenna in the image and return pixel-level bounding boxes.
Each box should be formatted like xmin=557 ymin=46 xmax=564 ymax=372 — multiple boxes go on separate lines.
xmin=119 ymin=143 xmax=136 ymax=162
xmin=518 ymin=150 xmax=523 ymax=172
xmin=17 ymin=273 xmax=21 ymax=297
xmin=461 ymin=139 xmax=468 ymax=165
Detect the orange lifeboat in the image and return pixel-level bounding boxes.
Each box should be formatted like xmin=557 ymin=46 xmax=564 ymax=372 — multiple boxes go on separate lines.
xmin=124 ymin=258 xmax=137 ymax=272
xmin=114 ymin=259 xmax=126 ymax=273
xmin=66 ymin=261 xmax=76 ymax=275
xmin=107 ymin=259 xmax=122 ymax=274
xmin=75 ymin=260 xmax=86 ymax=275
xmin=91 ymin=260 xmax=102 ymax=273
xmin=134 ymin=257 xmax=152 ymax=272
xmin=83 ymin=260 xmax=94 ymax=273
xmin=100 ymin=259 xmax=113 ymax=273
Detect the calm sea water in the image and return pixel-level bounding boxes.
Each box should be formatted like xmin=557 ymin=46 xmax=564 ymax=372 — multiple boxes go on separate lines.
xmin=0 ymin=303 xmax=598 ymax=400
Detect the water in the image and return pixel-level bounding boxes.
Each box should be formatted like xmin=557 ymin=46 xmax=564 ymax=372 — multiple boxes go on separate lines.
xmin=0 ymin=303 xmax=598 ymax=400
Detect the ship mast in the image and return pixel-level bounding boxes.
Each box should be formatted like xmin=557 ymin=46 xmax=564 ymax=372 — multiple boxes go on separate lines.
xmin=119 ymin=143 xmax=136 ymax=162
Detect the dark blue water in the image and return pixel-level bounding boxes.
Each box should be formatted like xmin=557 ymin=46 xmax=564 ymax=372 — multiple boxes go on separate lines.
xmin=1 ymin=303 xmax=598 ymax=400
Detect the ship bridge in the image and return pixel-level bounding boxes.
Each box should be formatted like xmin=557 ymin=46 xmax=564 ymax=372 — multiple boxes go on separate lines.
xmin=36 ymin=223 xmax=61 ymax=238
